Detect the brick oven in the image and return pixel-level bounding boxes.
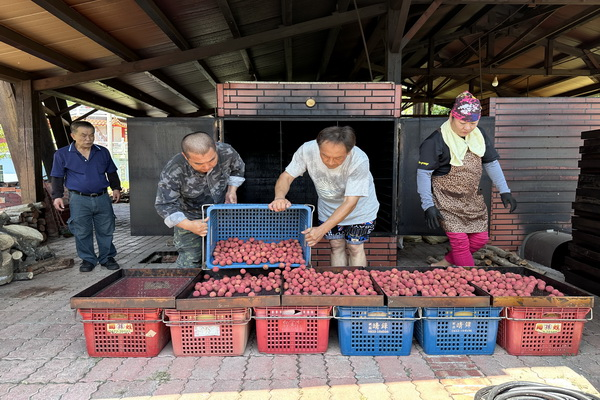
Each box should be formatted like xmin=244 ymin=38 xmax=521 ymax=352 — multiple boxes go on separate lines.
xmin=216 ymin=82 xmax=401 ymax=267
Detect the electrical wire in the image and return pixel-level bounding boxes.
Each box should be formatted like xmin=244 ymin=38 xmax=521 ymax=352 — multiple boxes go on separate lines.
xmin=474 ymin=381 xmax=600 ymax=400
xmin=353 ymin=0 xmax=373 ymax=82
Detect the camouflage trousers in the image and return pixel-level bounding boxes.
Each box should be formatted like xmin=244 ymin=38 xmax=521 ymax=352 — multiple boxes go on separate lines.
xmin=173 ymin=226 xmax=203 ymax=268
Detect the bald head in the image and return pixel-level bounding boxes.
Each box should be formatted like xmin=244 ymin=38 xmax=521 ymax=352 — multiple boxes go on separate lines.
xmin=181 ymin=132 xmax=216 ymax=156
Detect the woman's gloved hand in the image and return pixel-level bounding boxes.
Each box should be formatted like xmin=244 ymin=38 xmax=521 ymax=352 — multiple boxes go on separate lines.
xmin=500 ymin=192 xmax=517 ymax=213
xmin=424 ymin=206 xmax=444 ymax=230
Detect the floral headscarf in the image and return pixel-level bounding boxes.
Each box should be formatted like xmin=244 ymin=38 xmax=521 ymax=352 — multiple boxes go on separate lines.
xmin=451 ymin=91 xmax=481 ymax=122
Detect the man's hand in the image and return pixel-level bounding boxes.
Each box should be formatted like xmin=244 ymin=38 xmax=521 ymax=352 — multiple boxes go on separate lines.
xmin=269 ymin=198 xmax=291 ymax=212
xmin=112 ymin=189 xmax=121 ymax=203
xmin=500 ymin=192 xmax=517 ymax=213
xmin=225 ymin=186 xmax=238 ymax=204
xmin=301 ymin=226 xmax=325 ymax=247
xmin=178 ymin=218 xmax=210 ymax=237
xmin=424 ymin=206 xmax=444 ymax=230
xmin=53 ymin=198 xmax=65 ymax=211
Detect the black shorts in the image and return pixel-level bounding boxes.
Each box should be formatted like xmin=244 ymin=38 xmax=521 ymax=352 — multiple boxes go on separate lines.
xmin=320 ymin=220 xmax=376 ymax=244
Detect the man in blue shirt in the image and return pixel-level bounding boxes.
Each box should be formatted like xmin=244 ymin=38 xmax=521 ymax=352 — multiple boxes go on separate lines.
xmin=51 ymin=121 xmax=122 ymax=272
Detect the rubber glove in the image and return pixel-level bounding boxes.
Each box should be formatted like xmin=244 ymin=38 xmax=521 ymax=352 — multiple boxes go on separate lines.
xmin=424 ymin=206 xmax=444 ymax=230
xmin=500 ymin=192 xmax=517 ymax=213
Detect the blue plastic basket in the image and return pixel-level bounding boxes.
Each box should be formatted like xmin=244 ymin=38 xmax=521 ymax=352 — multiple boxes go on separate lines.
xmin=204 ymin=204 xmax=312 ymax=269
xmin=335 ymin=306 xmax=418 ymax=356
xmin=415 ymin=307 xmax=502 ymax=355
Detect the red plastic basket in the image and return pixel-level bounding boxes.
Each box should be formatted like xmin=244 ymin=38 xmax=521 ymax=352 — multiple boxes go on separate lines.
xmin=254 ymin=306 xmax=332 ymax=354
xmin=497 ymin=307 xmax=591 ymax=356
xmin=164 ymin=308 xmax=251 ymax=356
xmin=79 ymin=308 xmax=170 ymax=357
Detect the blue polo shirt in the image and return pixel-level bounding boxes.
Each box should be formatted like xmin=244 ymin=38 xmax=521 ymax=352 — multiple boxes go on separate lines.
xmin=50 ymin=143 xmax=118 ymax=194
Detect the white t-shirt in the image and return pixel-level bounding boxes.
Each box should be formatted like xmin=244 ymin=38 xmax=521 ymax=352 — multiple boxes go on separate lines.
xmin=285 ymin=140 xmax=379 ymax=225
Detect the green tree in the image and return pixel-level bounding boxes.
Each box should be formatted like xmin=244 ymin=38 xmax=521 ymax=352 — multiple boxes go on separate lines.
xmin=431 ymin=104 xmax=450 ymax=116
xmin=0 ymin=125 xmax=10 ymax=159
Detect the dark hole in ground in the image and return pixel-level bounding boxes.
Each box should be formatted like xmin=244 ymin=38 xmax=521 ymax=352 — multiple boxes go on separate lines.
xmin=140 ymin=251 xmax=179 ymax=264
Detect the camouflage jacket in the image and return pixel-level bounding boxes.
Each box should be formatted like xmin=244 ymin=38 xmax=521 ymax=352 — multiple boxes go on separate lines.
xmin=155 ymin=142 xmax=245 ymax=227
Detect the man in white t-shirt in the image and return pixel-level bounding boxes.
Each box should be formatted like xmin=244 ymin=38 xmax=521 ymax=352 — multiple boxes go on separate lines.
xmin=269 ymin=126 xmax=379 ymax=266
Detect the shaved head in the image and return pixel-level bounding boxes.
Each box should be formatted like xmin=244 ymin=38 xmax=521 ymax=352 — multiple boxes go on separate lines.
xmin=181 ymin=132 xmax=216 ymax=156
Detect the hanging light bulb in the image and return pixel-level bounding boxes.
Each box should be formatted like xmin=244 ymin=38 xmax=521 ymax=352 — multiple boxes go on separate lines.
xmin=492 ymin=75 xmax=499 ymax=87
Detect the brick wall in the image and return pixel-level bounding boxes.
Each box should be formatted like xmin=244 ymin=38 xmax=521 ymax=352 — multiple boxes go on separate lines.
xmin=310 ymin=235 xmax=397 ymax=267
xmin=484 ymin=97 xmax=600 ymax=251
xmin=217 ymin=82 xmax=401 ymax=118
xmin=0 ymin=186 xmax=22 ymax=209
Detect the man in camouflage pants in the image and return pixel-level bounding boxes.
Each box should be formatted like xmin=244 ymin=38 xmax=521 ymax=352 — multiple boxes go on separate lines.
xmin=155 ymin=132 xmax=245 ymax=267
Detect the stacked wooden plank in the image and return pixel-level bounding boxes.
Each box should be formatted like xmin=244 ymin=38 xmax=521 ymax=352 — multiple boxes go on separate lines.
xmin=565 ymin=129 xmax=600 ymax=295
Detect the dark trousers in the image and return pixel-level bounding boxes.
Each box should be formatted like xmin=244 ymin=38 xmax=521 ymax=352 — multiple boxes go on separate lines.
xmin=173 ymin=226 xmax=203 ymax=267
xmin=67 ymin=192 xmax=116 ymax=265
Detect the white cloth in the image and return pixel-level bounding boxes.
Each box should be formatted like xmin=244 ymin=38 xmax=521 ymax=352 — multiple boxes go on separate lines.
xmin=285 ymin=140 xmax=379 ymax=225
xmin=440 ymin=119 xmax=485 ymax=166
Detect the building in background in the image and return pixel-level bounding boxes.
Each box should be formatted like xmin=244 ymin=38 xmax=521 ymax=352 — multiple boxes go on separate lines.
xmin=0 ymin=145 xmax=18 ymax=183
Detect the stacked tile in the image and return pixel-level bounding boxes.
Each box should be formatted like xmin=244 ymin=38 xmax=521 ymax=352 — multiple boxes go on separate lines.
xmin=565 ymin=129 xmax=600 ymax=295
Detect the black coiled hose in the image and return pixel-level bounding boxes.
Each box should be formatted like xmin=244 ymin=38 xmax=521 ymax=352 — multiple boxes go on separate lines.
xmin=474 ymin=381 xmax=600 ymax=400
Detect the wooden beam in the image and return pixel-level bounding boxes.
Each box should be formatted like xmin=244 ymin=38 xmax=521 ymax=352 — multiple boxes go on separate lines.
xmin=399 ymin=0 xmax=442 ymax=51
xmin=0 ymin=24 xmax=88 ymax=71
xmin=56 ymin=102 xmax=81 ymax=117
xmin=404 ymin=4 xmax=554 ymax=69
xmin=402 ymin=67 xmax=599 ymax=76
xmin=134 ymin=0 xmax=188 ymax=49
xmin=554 ymin=82 xmax=600 ymax=97
xmin=0 ymin=65 xmax=34 ymax=82
xmin=43 ymin=97 xmax=72 ymax=149
xmin=583 ymin=49 xmax=600 ymax=83
xmin=38 ymin=105 xmax=56 ymax=179
xmin=98 ymin=79 xmax=184 ymax=116
xmin=0 ymin=16 xmax=189 ymax=115
xmin=388 ymin=0 xmax=410 ymax=53
xmin=410 ymin=0 xmax=600 ymax=4
xmin=499 ymin=50 xmax=592 ymax=92
xmin=135 ymin=0 xmax=220 ymax=89
xmin=551 ymin=41 xmax=600 ymax=82
xmin=142 ymin=71 xmax=209 ymax=110
xmin=31 ymin=0 xmax=139 ymax=61
xmin=545 ymin=39 xmax=554 ymax=75
xmin=316 ymin=0 xmax=350 ymax=80
xmin=387 ymin=51 xmax=403 ymax=83
xmin=282 ymin=0 xmax=294 ymax=81
xmin=32 ymin=0 xmax=203 ymax=108
xmin=350 ymin=17 xmax=386 ymax=79
xmin=491 ymin=6 xmax=600 ymax=66
xmin=403 ymin=3 xmax=489 ymax=72
xmin=216 ymin=0 xmax=258 ymax=78
xmin=33 ymin=3 xmax=388 ymax=91
xmin=44 ymin=88 xmax=149 ymax=118
xmin=74 ymin=109 xmax=100 ymax=121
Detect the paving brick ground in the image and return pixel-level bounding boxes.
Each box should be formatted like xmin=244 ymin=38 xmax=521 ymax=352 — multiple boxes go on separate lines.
xmin=0 ymin=203 xmax=599 ymax=399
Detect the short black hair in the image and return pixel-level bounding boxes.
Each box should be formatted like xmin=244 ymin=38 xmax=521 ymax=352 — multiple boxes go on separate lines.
xmin=70 ymin=121 xmax=95 ymax=133
xmin=316 ymin=126 xmax=356 ymax=152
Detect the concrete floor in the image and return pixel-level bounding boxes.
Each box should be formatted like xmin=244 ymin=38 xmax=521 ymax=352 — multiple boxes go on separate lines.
xmin=0 ymin=202 xmax=598 ymax=400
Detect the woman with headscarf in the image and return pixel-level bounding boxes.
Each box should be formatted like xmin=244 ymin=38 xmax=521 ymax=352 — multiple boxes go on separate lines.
xmin=416 ymin=91 xmax=517 ymax=267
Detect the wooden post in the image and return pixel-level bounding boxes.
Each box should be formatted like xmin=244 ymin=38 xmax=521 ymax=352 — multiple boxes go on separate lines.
xmin=14 ymin=80 xmax=44 ymax=202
